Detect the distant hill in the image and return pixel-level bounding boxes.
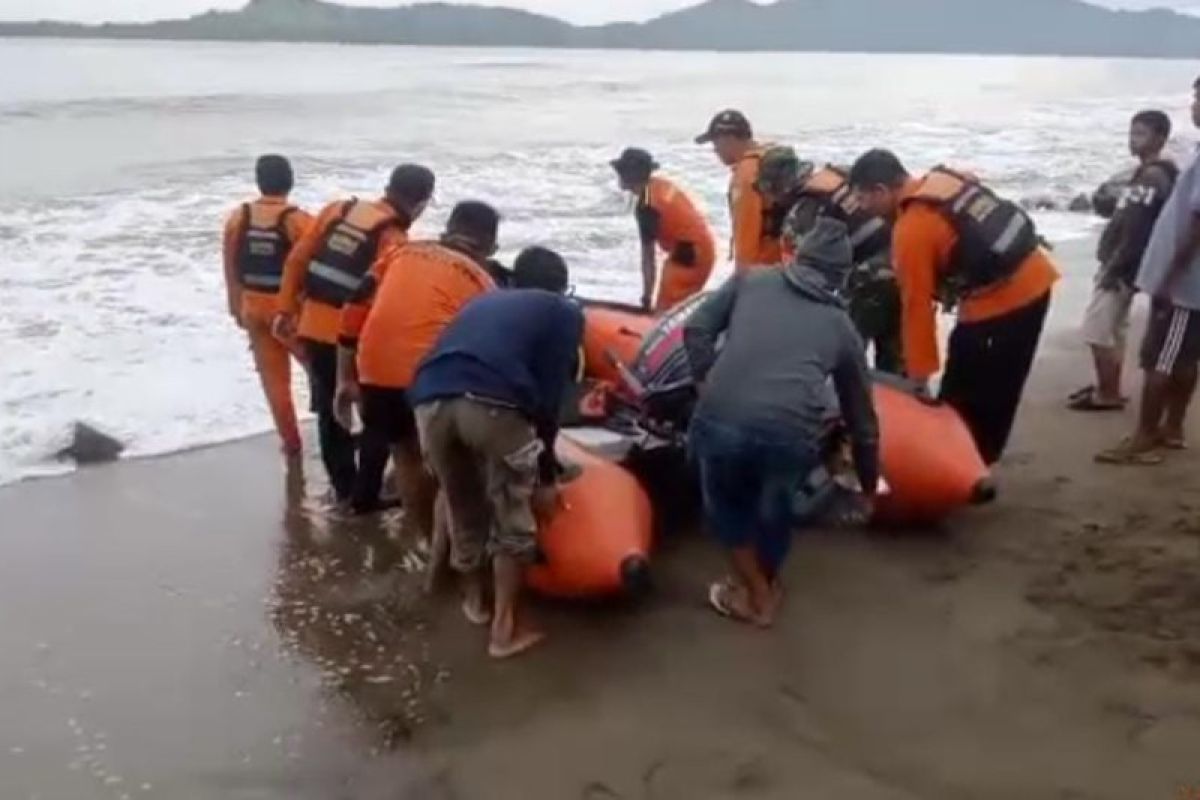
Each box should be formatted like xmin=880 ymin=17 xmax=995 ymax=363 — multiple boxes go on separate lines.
xmin=3 ymin=0 xmax=1200 ymax=58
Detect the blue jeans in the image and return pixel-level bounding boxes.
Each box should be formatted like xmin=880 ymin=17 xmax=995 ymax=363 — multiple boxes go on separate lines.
xmin=688 ymin=414 xmax=819 ymax=578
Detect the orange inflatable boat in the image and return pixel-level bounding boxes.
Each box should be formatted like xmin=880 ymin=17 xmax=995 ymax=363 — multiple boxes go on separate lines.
xmin=526 ymin=436 xmax=655 ymax=599
xmin=871 ymin=380 xmax=992 ymax=525
xmin=581 ymin=302 xmax=656 ymax=386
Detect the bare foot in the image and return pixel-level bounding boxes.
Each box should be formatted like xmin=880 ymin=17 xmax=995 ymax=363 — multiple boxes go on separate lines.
xmin=489 ymin=627 xmax=547 ymax=660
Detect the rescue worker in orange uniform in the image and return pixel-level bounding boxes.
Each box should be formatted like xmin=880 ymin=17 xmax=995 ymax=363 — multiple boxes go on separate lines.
xmin=335 ymin=201 xmax=500 ymax=528
xmin=694 ymin=109 xmax=780 ymax=272
xmin=611 ymin=147 xmax=717 ymax=313
xmin=222 ymin=154 xmax=314 ymax=458
xmin=275 ymin=165 xmax=435 ymax=506
xmin=848 ymin=149 xmax=1060 ymax=465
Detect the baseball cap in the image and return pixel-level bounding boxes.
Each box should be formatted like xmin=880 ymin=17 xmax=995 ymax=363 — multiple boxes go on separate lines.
xmin=694 ymin=109 xmax=753 ymax=144
xmin=610 ymin=147 xmax=659 ymax=178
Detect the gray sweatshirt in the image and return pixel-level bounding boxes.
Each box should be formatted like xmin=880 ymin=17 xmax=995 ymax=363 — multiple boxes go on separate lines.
xmin=684 ymin=266 xmax=880 ymax=494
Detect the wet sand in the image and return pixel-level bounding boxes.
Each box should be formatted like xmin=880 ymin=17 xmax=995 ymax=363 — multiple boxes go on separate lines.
xmin=4 ymin=239 xmax=1200 ymax=799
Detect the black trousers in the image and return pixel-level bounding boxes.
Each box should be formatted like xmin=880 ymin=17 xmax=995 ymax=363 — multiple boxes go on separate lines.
xmin=304 ymin=339 xmax=358 ymax=501
xmin=940 ymin=292 xmax=1051 ymax=466
xmin=352 ymin=385 xmax=416 ymax=513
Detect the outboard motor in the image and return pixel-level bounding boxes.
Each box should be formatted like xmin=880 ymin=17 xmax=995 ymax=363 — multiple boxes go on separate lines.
xmin=614 ymin=292 xmax=711 ymax=443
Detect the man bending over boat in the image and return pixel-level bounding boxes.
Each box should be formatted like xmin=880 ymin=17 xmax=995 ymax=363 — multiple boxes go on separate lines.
xmin=410 ymin=249 xmax=584 ymax=659
xmin=684 ymin=218 xmax=880 ymax=627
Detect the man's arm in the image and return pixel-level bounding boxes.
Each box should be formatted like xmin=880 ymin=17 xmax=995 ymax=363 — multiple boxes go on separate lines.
xmin=682 ymin=276 xmax=738 ymax=382
xmin=892 ymin=208 xmax=946 ymax=382
xmin=222 ymin=209 xmax=244 ymax=327
xmin=278 ymin=202 xmax=336 ymax=323
xmin=731 ymin=173 xmax=765 ymax=271
xmin=636 ymin=202 xmax=661 ymax=310
xmin=533 ymin=304 xmax=586 ymax=483
xmin=1159 ymin=213 xmax=1200 ymax=301
xmin=640 ymin=243 xmax=657 ymax=311
xmin=331 ymin=252 xmax=391 ymax=429
xmin=831 ymin=321 xmax=880 ymax=496
xmin=336 ymin=253 xmax=391 ymax=359
xmin=285 ymin=207 xmax=316 ymax=248
xmin=1156 ymin=174 xmax=1200 ymax=301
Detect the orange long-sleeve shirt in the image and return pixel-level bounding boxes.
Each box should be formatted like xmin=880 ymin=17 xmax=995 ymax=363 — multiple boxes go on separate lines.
xmin=339 ymin=241 xmax=496 ymax=389
xmin=222 ymin=197 xmax=314 ymax=325
xmin=277 ymin=197 xmax=408 ymax=345
xmin=893 ymin=179 xmax=1060 ymax=381
xmin=729 ymin=147 xmax=781 ymax=271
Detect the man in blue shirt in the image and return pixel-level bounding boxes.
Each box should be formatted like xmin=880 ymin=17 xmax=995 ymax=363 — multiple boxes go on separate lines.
xmin=1099 ymin=76 xmax=1200 ymax=464
xmin=410 ymin=248 xmax=583 ymax=659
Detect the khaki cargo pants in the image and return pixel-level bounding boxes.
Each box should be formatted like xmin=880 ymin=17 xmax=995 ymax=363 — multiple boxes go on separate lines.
xmin=415 ymin=397 xmax=542 ymax=573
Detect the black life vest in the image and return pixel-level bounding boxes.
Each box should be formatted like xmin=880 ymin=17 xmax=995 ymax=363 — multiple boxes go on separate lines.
xmin=236 ymin=203 xmax=297 ymax=292
xmin=792 ymin=166 xmax=891 ymax=264
xmin=304 ymin=199 xmax=402 ymax=308
xmin=902 ymin=166 xmax=1039 ymax=302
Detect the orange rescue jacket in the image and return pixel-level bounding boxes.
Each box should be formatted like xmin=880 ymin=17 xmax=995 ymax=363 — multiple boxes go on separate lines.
xmin=344 ymin=241 xmax=497 ymax=389
xmin=278 ymin=197 xmax=409 ymax=345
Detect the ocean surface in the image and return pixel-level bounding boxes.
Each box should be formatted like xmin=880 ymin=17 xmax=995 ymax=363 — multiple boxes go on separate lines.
xmin=0 ymin=38 xmax=1196 ymax=485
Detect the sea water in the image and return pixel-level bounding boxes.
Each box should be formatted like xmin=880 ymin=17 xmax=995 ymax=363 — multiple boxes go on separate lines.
xmin=0 ymin=38 xmax=1195 ymax=484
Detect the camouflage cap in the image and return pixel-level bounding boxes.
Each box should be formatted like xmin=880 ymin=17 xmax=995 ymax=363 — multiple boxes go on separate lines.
xmin=755 ymin=146 xmax=812 ymax=197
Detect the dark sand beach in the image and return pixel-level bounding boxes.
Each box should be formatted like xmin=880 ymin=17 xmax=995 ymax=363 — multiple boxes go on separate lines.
xmin=2 ymin=240 xmax=1199 ymax=800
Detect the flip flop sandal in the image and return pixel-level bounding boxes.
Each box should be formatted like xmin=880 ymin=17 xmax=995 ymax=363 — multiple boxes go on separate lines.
xmin=462 ymin=598 xmax=493 ymax=627
xmin=708 ymin=580 xmax=770 ymax=628
xmin=1068 ymin=385 xmax=1097 ymax=403
xmin=1068 ymin=394 xmax=1127 ymax=412
xmin=709 ymin=580 xmax=749 ymax=618
xmin=1095 ymin=444 xmax=1164 ymax=466
xmin=1158 ymin=436 xmax=1188 ymax=451
xmin=488 ymin=629 xmax=546 ymax=660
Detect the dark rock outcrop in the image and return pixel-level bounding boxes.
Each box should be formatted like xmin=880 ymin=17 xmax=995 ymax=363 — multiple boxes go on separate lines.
xmin=56 ymin=423 xmax=125 ymax=466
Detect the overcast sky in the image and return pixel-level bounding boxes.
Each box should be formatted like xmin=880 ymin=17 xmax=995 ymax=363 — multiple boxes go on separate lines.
xmin=2 ymin=0 xmax=1199 ymax=25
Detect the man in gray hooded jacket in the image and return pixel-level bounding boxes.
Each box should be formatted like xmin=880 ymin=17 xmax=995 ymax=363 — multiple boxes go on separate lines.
xmin=684 ymin=217 xmax=880 ymax=628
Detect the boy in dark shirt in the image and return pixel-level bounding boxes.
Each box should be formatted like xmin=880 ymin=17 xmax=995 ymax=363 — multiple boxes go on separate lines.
xmin=1072 ymin=110 xmax=1177 ymax=411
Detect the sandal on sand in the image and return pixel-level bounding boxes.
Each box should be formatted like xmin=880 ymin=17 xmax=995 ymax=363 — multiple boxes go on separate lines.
xmin=488 ymin=629 xmax=546 ymax=660
xmin=1067 ymin=385 xmax=1096 ymax=403
xmin=1095 ymin=440 xmax=1164 ymax=466
xmin=1067 ymin=389 xmax=1126 ymax=412
xmin=462 ymin=598 xmax=493 ymax=627
xmin=708 ymin=579 xmax=774 ymax=628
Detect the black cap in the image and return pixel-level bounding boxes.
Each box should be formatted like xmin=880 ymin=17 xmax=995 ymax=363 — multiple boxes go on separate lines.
xmin=387 ymin=164 xmax=436 ymax=205
xmin=694 ymin=109 xmax=753 ymax=144
xmin=611 ymin=147 xmax=659 ymax=179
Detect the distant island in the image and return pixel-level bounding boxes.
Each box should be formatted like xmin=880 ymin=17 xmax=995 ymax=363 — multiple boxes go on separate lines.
xmin=4 ymin=0 xmax=1200 ymax=59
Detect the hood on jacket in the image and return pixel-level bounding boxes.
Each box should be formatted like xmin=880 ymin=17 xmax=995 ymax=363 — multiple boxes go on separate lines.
xmin=782 ymin=217 xmax=853 ymax=306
